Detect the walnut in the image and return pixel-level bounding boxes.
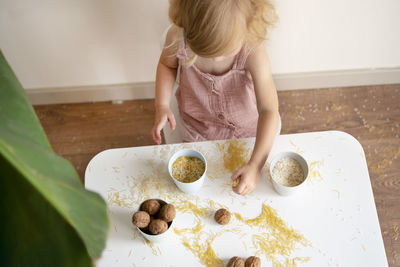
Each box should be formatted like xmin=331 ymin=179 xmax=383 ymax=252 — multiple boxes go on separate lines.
xmin=132 ymin=211 xmax=150 ymax=228
xmin=245 ymin=256 xmax=261 ymax=267
xmin=149 ymin=219 xmax=168 ymax=235
xmin=158 ymin=204 xmax=176 ymax=222
xmin=227 ymin=256 xmax=245 ymax=267
xmin=214 ymin=208 xmax=231 ymax=225
xmin=141 ymin=199 xmax=161 ymax=215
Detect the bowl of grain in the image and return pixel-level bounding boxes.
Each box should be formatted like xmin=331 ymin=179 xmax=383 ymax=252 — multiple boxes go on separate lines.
xmin=168 ymin=149 xmax=207 ymax=194
xmin=269 ymin=151 xmax=308 ymax=196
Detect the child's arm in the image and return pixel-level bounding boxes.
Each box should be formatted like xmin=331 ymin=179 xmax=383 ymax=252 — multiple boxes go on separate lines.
xmin=232 ymin=43 xmax=280 ymax=195
xmin=151 ymin=26 xmax=180 ymax=145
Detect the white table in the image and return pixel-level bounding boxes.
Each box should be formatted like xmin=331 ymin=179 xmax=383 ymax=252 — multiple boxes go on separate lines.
xmin=85 ymin=131 xmax=387 ymax=267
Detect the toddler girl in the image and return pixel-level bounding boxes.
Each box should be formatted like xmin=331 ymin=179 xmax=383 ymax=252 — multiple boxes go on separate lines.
xmin=151 ymin=0 xmax=280 ymax=196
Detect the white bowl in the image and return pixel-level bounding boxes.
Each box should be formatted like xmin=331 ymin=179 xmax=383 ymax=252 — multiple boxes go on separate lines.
xmin=136 ymin=199 xmax=174 ymax=243
xmin=269 ymin=151 xmax=309 ymax=196
xmin=168 ymin=149 xmax=207 ymax=194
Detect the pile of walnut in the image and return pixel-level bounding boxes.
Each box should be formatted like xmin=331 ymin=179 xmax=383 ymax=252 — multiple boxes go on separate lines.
xmin=134 ymin=204 xmax=261 ymax=265
xmin=214 ymin=209 xmax=261 ymax=267
xmin=132 ymin=199 xmax=176 ymax=235
xmin=227 ymin=256 xmax=261 ymax=267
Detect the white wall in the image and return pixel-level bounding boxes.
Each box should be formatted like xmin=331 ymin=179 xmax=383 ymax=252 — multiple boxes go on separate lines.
xmin=268 ymin=0 xmax=400 ymax=74
xmin=0 ymin=0 xmax=170 ymax=89
xmin=1 ymin=0 xmax=400 ymax=90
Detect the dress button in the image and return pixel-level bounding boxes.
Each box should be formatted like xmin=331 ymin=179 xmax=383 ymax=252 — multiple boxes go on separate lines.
xmin=228 ymin=124 xmax=235 ymax=130
xmin=217 ymin=113 xmax=224 ymax=120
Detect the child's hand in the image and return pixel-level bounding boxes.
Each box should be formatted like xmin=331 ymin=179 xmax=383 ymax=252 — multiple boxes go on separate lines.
xmin=151 ymin=106 xmax=176 ymax=145
xmin=231 ymin=162 xmax=261 ymax=196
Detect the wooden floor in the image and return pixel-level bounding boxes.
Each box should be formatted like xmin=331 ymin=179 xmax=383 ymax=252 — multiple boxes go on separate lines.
xmin=34 ymin=84 xmax=400 ymax=266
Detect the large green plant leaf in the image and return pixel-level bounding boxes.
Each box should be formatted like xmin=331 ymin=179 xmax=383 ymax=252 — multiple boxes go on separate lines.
xmin=0 ymin=156 xmax=93 ymax=266
xmin=0 ymin=51 xmax=109 ymax=265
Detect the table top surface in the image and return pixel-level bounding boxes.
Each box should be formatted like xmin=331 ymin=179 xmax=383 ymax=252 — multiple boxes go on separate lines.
xmin=85 ymin=130 xmax=387 ymax=267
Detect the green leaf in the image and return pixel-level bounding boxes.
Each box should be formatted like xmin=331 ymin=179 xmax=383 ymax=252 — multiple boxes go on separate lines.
xmin=0 ymin=156 xmax=93 ymax=267
xmin=0 ymin=50 xmax=109 ymax=265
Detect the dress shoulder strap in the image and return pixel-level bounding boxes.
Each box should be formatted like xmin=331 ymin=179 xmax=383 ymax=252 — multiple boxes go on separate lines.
xmin=176 ymin=30 xmax=188 ymax=60
xmin=232 ymin=45 xmax=253 ymax=70
xmin=176 ymin=33 xmax=187 ymax=60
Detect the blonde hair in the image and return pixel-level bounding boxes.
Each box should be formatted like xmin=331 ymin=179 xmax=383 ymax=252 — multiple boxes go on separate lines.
xmin=169 ymin=0 xmax=277 ymax=58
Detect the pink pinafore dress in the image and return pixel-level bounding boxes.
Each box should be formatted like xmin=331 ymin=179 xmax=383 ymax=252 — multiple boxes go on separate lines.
xmin=176 ymin=39 xmax=259 ymax=142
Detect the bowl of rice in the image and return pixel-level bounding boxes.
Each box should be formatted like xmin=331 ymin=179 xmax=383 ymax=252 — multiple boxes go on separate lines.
xmin=168 ymin=149 xmax=207 ymax=194
xmin=269 ymin=151 xmax=309 ymax=196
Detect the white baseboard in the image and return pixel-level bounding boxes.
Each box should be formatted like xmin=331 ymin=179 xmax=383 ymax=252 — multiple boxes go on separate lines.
xmin=273 ymin=67 xmax=400 ymax=91
xmin=27 ymin=67 xmax=400 ymax=105
xmin=28 ymin=82 xmax=155 ymax=105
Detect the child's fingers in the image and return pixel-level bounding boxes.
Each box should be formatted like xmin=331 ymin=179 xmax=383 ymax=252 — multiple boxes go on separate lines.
xmin=236 ymin=185 xmax=247 ymax=195
xmin=154 ymin=134 xmax=161 ymax=145
xmin=152 ymin=118 xmax=166 ymax=145
xmin=168 ymin=114 xmax=176 ymax=130
xmin=155 ymin=117 xmax=167 ymax=135
xmin=151 ymin=127 xmax=161 ymax=145
xmin=240 ymin=187 xmax=249 ymax=196
xmin=233 ymin=179 xmax=246 ymax=195
xmin=231 ymin=170 xmax=241 ymax=189
xmin=231 ymin=168 xmax=242 ymax=181
xmin=154 ymin=129 xmax=162 ymax=144
xmin=231 ymin=168 xmax=244 ymax=193
xmin=241 ymin=186 xmax=252 ymax=196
